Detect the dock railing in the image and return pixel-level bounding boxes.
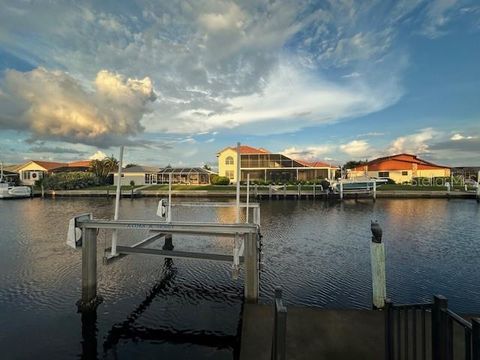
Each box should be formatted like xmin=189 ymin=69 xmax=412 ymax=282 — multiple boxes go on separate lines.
xmin=271 ymin=287 xmax=287 ymax=360
xmin=385 ymin=295 xmax=480 ymax=360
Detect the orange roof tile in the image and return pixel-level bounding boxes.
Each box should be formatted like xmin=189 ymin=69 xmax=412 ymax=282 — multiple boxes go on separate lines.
xmin=67 ymin=160 xmax=92 ymax=168
xmin=217 ymin=145 xmax=270 ymax=154
xmin=352 ymin=154 xmax=449 ymax=171
xmin=26 ymin=160 xmax=67 ymax=170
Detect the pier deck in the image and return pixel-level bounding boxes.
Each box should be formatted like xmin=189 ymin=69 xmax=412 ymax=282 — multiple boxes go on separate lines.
xmin=240 ymin=304 xmax=385 ymax=360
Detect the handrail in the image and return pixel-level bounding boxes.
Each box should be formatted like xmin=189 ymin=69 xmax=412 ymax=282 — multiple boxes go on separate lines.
xmin=446 ymin=309 xmax=473 ymax=330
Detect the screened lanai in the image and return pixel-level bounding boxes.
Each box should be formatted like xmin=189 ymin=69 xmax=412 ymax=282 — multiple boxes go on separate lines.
xmin=157 ymin=167 xmax=211 ymax=185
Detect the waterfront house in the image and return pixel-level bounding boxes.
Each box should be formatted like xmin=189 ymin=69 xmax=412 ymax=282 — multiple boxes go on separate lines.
xmin=217 ymin=145 xmax=336 ymax=183
xmin=349 ymin=154 xmax=451 ymax=183
xmin=14 ymin=160 xmax=93 ymax=185
xmin=113 ymin=165 xmax=213 ymax=186
xmin=15 ymin=160 xmax=67 ymax=185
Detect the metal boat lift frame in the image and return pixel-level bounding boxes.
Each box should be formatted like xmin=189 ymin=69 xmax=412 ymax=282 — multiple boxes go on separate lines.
xmin=70 ymin=143 xmax=262 ymax=312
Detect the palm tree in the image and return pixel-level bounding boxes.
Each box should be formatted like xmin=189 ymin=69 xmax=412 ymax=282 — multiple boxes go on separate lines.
xmin=90 ymin=157 xmax=118 ymax=183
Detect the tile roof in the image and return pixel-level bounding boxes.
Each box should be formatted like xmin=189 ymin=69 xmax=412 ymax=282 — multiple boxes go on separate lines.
xmin=218 ymin=145 xmax=270 ymax=154
xmin=352 ymin=153 xmax=449 ymax=171
xmin=27 ymin=160 xmax=67 ymax=170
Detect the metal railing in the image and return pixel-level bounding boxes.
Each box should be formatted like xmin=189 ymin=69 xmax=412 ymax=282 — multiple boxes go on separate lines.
xmin=385 ymin=295 xmax=480 ymax=360
xmin=271 ymin=287 xmax=287 ymax=360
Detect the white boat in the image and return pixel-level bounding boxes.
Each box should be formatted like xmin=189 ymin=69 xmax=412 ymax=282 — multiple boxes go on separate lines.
xmin=332 ymin=177 xmax=388 ymax=192
xmin=0 ymin=181 xmax=32 ymax=199
xmin=0 ymin=162 xmax=32 ymax=199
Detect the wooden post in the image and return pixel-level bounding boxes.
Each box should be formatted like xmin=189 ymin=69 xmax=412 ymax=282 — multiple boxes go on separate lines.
xmin=236 ymin=142 xmax=241 ymax=223
xmin=297 ymin=184 xmax=301 ymax=199
xmin=339 ymin=181 xmax=344 ymax=200
xmin=272 ymin=287 xmax=287 ymax=360
xmin=313 ymin=183 xmax=316 ymax=197
xmin=373 ymin=180 xmax=377 ymax=202
xmin=384 ymin=299 xmax=394 ymax=360
xmin=476 ymin=171 xmax=480 ymax=203
xmin=162 ymin=234 xmax=174 ymax=251
xmin=472 ymin=318 xmax=480 ymax=360
xmin=79 ymin=228 xmax=99 ymax=311
xmin=371 ymin=221 xmax=386 ymax=309
xmin=244 ymin=233 xmax=259 ymax=302
xmin=269 ymin=184 xmax=272 ymax=199
xmin=432 ymin=295 xmax=448 ymax=360
xmin=41 ymin=184 xmax=45 ymax=198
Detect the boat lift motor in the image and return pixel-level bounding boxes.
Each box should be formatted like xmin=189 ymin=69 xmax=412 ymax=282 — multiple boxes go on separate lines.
xmin=156 ymin=199 xmax=168 ymax=219
xmin=66 ymin=213 xmax=93 ymax=249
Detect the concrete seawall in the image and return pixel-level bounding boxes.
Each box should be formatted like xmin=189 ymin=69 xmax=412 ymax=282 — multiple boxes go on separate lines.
xmin=35 ymin=189 xmax=478 ymax=199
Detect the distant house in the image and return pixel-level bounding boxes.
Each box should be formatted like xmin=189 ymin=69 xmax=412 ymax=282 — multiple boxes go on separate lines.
xmin=113 ymin=166 xmax=213 ymax=186
xmin=15 ymin=160 xmax=67 ymax=185
xmin=217 ymin=145 xmax=336 ymax=183
xmin=14 ymin=160 xmax=92 ymax=185
xmin=349 ymin=154 xmax=451 ymax=183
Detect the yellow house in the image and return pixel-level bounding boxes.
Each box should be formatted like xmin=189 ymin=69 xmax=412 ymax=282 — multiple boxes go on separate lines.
xmin=217 ymin=145 xmax=336 ymax=183
xmin=349 ymin=154 xmax=451 ymax=183
xmin=15 ymin=160 xmax=66 ymax=185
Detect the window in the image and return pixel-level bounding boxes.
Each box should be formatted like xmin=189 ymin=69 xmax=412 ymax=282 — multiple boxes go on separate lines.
xmin=402 ymin=171 xmax=408 ymax=176
xmin=225 ymin=156 xmax=234 ymax=165
xmin=225 ymin=170 xmax=234 ymax=179
xmin=378 ymin=171 xmax=390 ymax=178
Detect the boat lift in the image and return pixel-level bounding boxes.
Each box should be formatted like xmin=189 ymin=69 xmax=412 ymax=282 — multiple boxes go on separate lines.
xmin=67 ymin=143 xmax=262 ymax=312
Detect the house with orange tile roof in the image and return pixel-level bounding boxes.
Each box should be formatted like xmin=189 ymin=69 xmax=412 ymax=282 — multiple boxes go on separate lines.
xmin=217 ymin=145 xmax=337 ymax=183
xmin=349 ymin=154 xmax=451 ymax=183
xmin=15 ymin=160 xmax=92 ymax=185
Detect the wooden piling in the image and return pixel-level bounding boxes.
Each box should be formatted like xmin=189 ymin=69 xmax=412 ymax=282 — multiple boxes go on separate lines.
xmin=79 ymin=227 xmax=100 ymax=311
xmin=244 ymin=233 xmax=259 ymax=302
xmin=370 ymin=222 xmax=386 ymax=309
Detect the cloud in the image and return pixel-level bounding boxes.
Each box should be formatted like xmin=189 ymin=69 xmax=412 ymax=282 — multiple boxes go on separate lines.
xmin=168 ymin=61 xmax=403 ymax=134
xmin=389 ymin=128 xmax=439 ymax=154
xmin=340 ymin=140 xmax=371 ymax=157
xmin=430 ymin=137 xmax=480 ymax=152
xmin=421 ymin=0 xmax=460 ymax=38
xmin=451 ymin=133 xmax=475 ymax=140
xmin=281 ymin=145 xmax=333 ymax=160
xmin=0 ymin=68 xmax=155 ymax=147
xmin=28 ymin=146 xmax=86 ymax=154
xmin=89 ymin=151 xmax=107 ymax=160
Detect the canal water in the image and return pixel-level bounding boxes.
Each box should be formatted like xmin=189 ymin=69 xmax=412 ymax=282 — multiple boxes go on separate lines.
xmin=0 ymin=197 xmax=479 ymax=359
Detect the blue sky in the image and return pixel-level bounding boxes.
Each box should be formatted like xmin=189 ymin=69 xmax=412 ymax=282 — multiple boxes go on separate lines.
xmin=0 ymin=0 xmax=479 ymax=167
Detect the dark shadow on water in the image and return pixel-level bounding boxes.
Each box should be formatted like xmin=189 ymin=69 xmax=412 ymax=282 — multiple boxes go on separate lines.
xmin=98 ymin=258 xmax=240 ymax=359
xmin=81 ymin=310 xmax=98 ymax=360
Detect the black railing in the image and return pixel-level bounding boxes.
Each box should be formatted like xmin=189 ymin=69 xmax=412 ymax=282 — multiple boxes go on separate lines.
xmin=271 ymin=287 xmax=287 ymax=360
xmin=386 ymin=295 xmax=480 ymax=360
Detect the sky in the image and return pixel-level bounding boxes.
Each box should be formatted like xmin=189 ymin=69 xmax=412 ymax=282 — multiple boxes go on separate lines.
xmin=0 ymin=0 xmax=479 ymax=167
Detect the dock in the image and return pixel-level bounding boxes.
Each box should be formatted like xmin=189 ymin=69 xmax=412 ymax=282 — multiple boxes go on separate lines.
xmin=240 ymin=304 xmax=385 ymax=360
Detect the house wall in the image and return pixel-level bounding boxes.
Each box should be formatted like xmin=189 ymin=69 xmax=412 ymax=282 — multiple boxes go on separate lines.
xmin=350 ymin=167 xmax=451 ymax=183
xmin=17 ymin=162 xmax=48 ymax=185
xmin=218 ymin=148 xmax=238 ymax=183
xmin=113 ymin=173 xmax=147 ymax=186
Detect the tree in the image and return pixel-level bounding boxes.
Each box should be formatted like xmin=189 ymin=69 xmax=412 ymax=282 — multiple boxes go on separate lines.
xmin=203 ymin=164 xmax=212 ymax=171
xmin=90 ymin=157 xmax=119 ymax=183
xmin=344 ymin=160 xmax=368 ymax=169
xmin=125 ymin=163 xmax=138 ymax=168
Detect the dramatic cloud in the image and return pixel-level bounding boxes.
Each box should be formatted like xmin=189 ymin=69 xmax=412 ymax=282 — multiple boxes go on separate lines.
xmin=0 ymin=68 xmax=155 ymax=146
xmin=389 ymin=128 xmax=439 ymax=154
xmin=340 ymin=140 xmax=371 ymax=157
xmin=281 ymin=145 xmax=333 ymax=160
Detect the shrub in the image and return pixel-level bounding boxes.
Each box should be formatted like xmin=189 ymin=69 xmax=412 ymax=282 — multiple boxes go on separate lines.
xmin=40 ymin=172 xmax=100 ymax=190
xmin=211 ymin=175 xmax=230 ymax=185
